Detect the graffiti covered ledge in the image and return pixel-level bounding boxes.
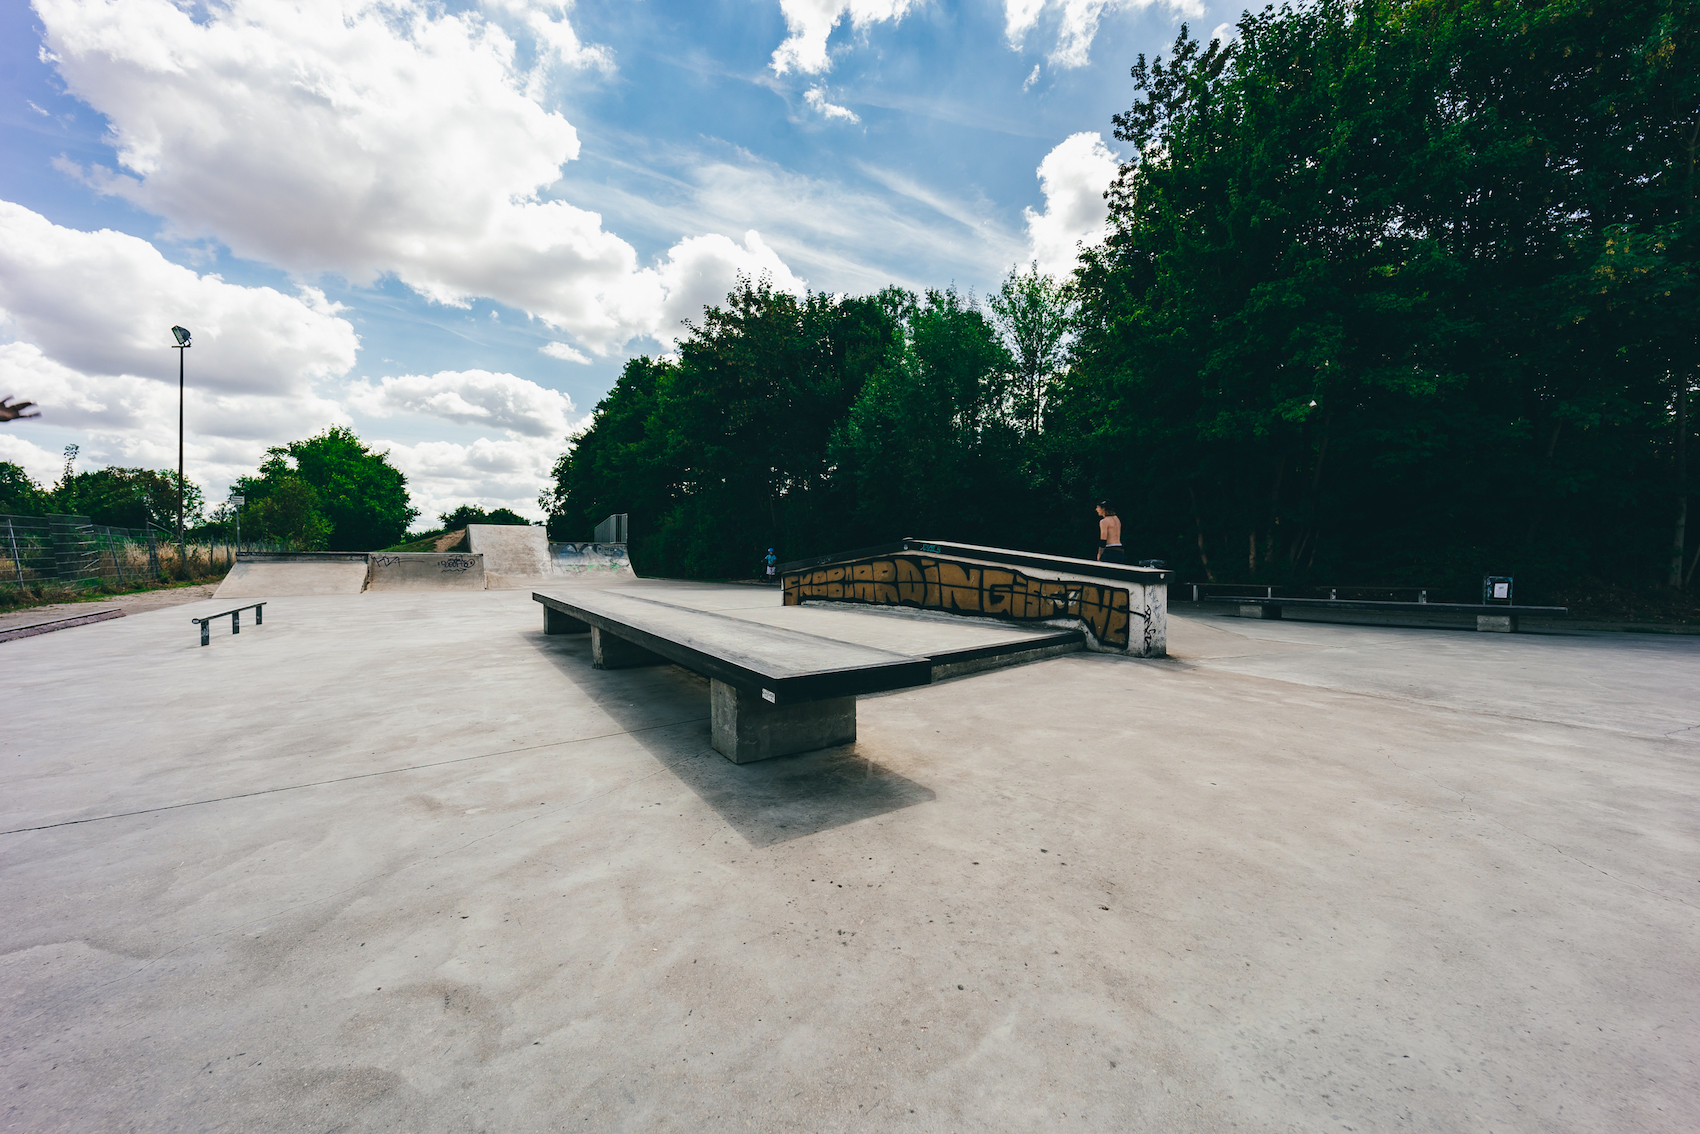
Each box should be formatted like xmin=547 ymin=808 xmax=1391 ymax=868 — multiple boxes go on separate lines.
xmin=778 ymin=538 xmax=1168 ymax=658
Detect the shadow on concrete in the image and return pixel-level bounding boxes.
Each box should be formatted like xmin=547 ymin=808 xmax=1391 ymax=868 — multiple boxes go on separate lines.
xmin=524 ymin=630 xmax=934 ymax=848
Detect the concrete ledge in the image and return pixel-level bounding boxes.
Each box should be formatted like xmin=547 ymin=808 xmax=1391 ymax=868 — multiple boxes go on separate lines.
xmin=710 ymin=679 xmax=855 ymax=763
xmin=544 ymin=606 xmax=590 ymax=635
xmin=929 ymin=638 xmax=1084 ymax=682
xmin=1240 ymin=603 xmax=1282 ymax=619
xmin=1477 ymin=614 xmax=1518 ymax=633
xmin=592 ymin=626 xmax=667 ymax=669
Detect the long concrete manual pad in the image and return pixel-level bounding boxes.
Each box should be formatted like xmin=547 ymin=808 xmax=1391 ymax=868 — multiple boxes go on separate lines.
xmin=534 ymin=590 xmax=934 ymax=703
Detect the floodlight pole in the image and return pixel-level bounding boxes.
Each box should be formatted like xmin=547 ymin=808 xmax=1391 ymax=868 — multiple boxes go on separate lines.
xmin=170 ymin=326 xmax=192 ymax=569
xmin=175 ymin=342 xmax=185 ymax=562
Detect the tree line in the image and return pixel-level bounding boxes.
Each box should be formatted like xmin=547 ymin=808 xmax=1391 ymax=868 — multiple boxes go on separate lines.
xmin=545 ymin=0 xmax=1698 ymax=599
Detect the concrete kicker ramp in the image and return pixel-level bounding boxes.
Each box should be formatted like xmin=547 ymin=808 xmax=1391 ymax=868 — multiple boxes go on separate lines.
xmin=779 ymin=537 xmax=1170 ymax=657
xmin=215 ymin=552 xmax=370 ymax=599
xmin=365 ymin=552 xmax=486 ymax=591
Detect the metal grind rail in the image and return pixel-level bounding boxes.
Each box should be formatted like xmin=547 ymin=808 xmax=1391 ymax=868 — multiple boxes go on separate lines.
xmin=192 ymin=602 xmax=266 ymax=646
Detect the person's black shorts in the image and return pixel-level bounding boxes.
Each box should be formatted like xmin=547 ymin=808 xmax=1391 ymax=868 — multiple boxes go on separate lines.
xmin=1100 ymin=546 xmax=1126 ymax=564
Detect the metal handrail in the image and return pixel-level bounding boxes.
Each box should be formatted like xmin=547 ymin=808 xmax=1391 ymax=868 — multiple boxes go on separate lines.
xmin=191 ymin=601 xmax=266 ymax=646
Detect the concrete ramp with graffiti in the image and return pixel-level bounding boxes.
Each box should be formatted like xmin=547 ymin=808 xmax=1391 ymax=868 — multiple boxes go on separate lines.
xmin=778 ymin=539 xmax=1169 ymax=657
xmin=365 ymin=552 xmax=486 ymax=591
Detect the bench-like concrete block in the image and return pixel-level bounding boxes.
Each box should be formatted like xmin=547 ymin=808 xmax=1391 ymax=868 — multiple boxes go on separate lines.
xmin=711 ymin=679 xmax=855 ymax=764
xmin=1240 ymin=603 xmax=1282 ymax=619
xmin=544 ymin=606 xmax=590 ymax=635
xmin=1477 ymin=614 xmax=1517 ymax=633
xmin=592 ymin=626 xmax=666 ymax=668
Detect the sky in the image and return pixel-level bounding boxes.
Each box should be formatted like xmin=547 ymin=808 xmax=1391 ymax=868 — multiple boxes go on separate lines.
xmin=0 ymin=0 xmax=1241 ymax=528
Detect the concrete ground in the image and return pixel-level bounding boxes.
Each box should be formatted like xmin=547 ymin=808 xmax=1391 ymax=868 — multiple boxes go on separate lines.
xmin=2 ymin=582 xmax=1695 ymax=1133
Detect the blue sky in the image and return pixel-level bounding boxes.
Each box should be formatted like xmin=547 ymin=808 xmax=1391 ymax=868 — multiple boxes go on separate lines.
xmin=0 ymin=0 xmax=1238 ymax=523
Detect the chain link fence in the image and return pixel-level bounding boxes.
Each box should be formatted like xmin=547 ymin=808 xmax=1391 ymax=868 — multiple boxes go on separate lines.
xmin=0 ymin=513 xmax=286 ymax=602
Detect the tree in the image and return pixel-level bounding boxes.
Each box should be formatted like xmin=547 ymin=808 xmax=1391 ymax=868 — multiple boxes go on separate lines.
xmin=1061 ymin=0 xmax=1698 ymax=589
xmin=989 ymin=262 xmax=1073 ymax=434
xmin=50 ymin=467 xmax=193 ymax=531
xmin=0 ymin=463 xmax=47 ymax=515
xmin=438 ymin=504 xmax=531 ymax=529
xmin=233 ymin=426 xmax=417 ymax=551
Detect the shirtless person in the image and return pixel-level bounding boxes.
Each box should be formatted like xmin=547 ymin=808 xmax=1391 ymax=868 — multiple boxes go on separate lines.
xmin=1095 ymin=501 xmax=1124 ymax=563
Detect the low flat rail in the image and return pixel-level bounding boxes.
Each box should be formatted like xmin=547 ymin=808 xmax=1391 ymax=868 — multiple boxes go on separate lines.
xmin=1206 ymin=597 xmax=1567 ymax=616
xmin=192 ymin=601 xmax=266 ymax=646
xmin=1201 ymin=595 xmax=1567 ymax=631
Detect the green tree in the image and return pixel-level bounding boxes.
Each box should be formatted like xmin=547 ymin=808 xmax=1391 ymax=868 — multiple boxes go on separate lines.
xmin=50 ymin=467 xmax=193 ymax=531
xmin=0 ymin=462 xmax=47 ymax=515
xmin=1062 ymin=0 xmax=1697 ymax=589
xmin=989 ymin=262 xmax=1074 ymax=434
xmin=249 ymin=476 xmax=333 ymax=549
xmin=438 ymin=504 xmax=532 ymax=529
xmin=233 ymin=426 xmax=417 ymax=551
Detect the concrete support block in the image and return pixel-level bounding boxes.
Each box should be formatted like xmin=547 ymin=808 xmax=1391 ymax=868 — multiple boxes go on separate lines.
xmin=711 ymin=679 xmax=855 ymax=764
xmin=1477 ymin=614 xmax=1517 ymax=633
xmin=1240 ymin=603 xmax=1282 ymax=619
xmin=544 ymin=606 xmax=589 ymax=635
xmin=592 ymin=626 xmax=666 ymax=668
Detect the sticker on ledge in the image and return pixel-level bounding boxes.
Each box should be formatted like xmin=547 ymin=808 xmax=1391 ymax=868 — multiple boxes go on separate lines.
xmin=762 ymin=689 xmax=776 ymax=703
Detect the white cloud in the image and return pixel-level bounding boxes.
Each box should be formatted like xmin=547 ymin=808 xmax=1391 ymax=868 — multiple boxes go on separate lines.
xmin=375 ymin=436 xmax=563 ymax=523
xmin=1023 ymin=63 xmax=1041 ymax=91
xmin=0 ymin=198 xmax=356 ymax=491
xmin=1209 ymin=20 xmax=1238 ymax=46
xmin=1003 ymin=0 xmax=1205 ymax=69
xmin=0 ymin=430 xmax=63 ymax=487
xmin=345 ymin=368 xmax=593 ymax=518
xmin=652 ymin=230 xmax=808 ymax=340
xmin=36 ymin=0 xmax=800 ymax=353
xmin=541 ymin=342 xmax=592 ymax=364
xmin=578 ymin=144 xmax=1023 ymax=300
xmin=348 ymin=370 xmax=578 ymax=439
xmin=805 ymin=86 xmax=861 ymax=123
xmin=0 ymin=198 xmax=362 ymax=499
xmin=771 ymin=0 xmax=918 ymax=75
xmin=0 ymin=201 xmax=359 ymax=396
xmin=480 ymin=0 xmax=615 ymax=75
xmin=1023 ymin=132 xmax=1120 ymax=276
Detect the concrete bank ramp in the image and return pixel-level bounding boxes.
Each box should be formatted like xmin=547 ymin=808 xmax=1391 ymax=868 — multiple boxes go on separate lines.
xmin=468 ymin=524 xmax=636 ymax=587
xmin=550 ymin=541 xmax=634 ymax=579
xmin=468 ymin=524 xmax=551 ymax=588
xmin=365 ymin=552 xmax=486 ymax=591
xmin=215 ymin=552 xmax=369 ymax=599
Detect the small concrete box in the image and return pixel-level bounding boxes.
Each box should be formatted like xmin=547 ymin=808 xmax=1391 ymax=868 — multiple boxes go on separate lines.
xmin=711 ymin=680 xmax=855 ymax=764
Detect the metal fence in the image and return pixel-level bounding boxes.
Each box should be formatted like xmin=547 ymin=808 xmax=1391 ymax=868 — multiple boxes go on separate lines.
xmin=0 ymin=513 xmax=285 ymax=597
xmin=593 ymin=513 xmax=629 ymax=544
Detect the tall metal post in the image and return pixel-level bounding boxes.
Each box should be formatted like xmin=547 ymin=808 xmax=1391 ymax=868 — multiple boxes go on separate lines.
xmin=177 ymin=343 xmax=185 ymax=564
xmin=170 ymin=326 xmax=192 ymax=573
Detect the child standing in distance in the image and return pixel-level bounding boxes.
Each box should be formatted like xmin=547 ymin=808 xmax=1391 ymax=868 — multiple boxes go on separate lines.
xmin=764 ymin=548 xmax=778 ymax=582
xmin=1095 ymin=502 xmax=1124 ymax=563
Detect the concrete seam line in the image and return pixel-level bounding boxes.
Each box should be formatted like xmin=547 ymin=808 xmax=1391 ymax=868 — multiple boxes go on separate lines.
xmin=1 ymin=717 xmax=710 ymax=836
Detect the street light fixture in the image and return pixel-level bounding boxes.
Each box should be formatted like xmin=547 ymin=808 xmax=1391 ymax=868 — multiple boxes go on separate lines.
xmin=170 ymin=326 xmax=191 ymax=567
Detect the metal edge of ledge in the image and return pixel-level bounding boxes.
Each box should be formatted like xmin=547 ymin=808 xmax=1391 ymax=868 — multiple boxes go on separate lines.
xmin=234 ymin=551 xmax=371 ymax=563
xmin=0 ymin=607 xmax=126 ymax=643
xmin=775 ymin=539 xmax=1170 ymax=586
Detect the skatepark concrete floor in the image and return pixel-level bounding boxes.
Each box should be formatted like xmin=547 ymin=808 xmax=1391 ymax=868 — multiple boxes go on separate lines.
xmin=3 ymin=583 xmax=1696 ymax=1133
